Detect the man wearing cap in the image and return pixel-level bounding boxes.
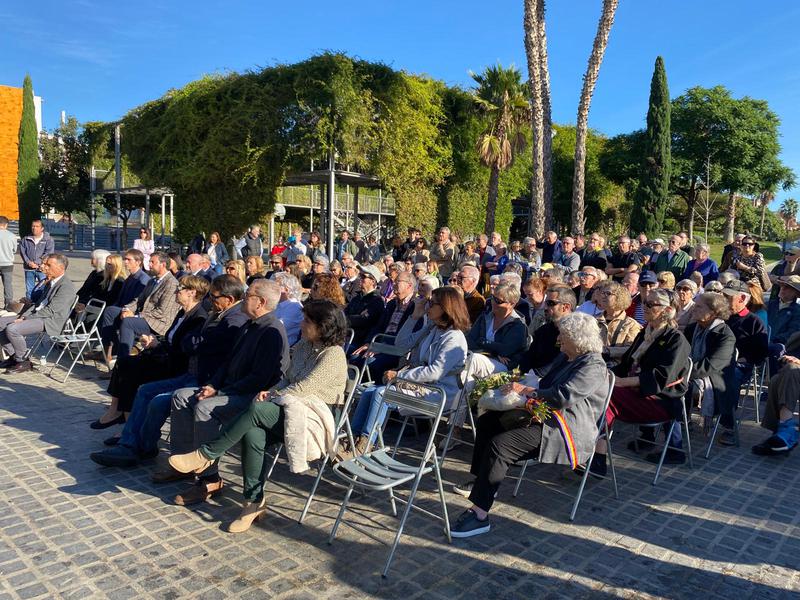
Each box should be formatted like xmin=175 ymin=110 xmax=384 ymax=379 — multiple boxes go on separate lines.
xmin=573 ymin=266 xmax=598 ymax=306
xmin=627 ymin=271 xmax=658 ymax=325
xmin=344 ymin=264 xmax=385 ymax=349
xmin=647 ymin=239 xmax=665 ymax=267
xmin=653 ymin=235 xmax=690 ymax=281
xmin=768 ymin=275 xmax=800 ymax=347
xmin=767 ymin=246 xmax=800 ymax=310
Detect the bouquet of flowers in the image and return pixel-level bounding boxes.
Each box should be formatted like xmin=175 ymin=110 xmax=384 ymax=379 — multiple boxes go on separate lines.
xmin=469 ymin=368 xmax=551 ymax=424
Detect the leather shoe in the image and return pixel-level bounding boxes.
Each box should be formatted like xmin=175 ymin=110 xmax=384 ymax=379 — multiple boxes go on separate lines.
xmin=90 ymin=414 xmax=125 ymax=430
xmin=90 ymin=446 xmax=138 ymax=468
xmin=169 ymin=449 xmax=215 ymax=474
xmin=103 ymin=435 xmax=121 ymax=446
xmin=0 ymin=357 xmax=17 ymax=369
xmin=227 ymin=498 xmax=267 ymax=533
xmin=151 ymin=466 xmax=195 ymax=483
xmin=174 ymin=479 xmax=224 ymax=506
xmin=6 ymin=360 xmax=32 ymax=374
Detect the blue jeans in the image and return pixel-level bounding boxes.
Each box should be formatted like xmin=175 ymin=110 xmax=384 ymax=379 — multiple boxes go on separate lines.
xmin=119 ymin=373 xmax=198 ymax=454
xmin=350 ymin=386 xmax=390 ymax=443
xmin=24 ymin=269 xmax=45 ymax=299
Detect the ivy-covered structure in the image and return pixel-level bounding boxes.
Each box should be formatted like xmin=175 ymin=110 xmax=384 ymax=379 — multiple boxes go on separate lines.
xmin=88 ymin=53 xmax=528 ymax=241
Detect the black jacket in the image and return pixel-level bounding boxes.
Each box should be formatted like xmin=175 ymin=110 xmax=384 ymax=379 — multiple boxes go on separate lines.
xmin=187 ymin=303 xmax=251 ymax=385
xmin=163 ymin=304 xmax=209 ymax=375
xmin=684 ymin=321 xmax=738 ymax=414
xmin=76 ymin=271 xmax=104 ymax=305
xmin=521 ymin=320 xmax=561 ymax=373
xmin=726 ymin=311 xmax=768 ymax=365
xmin=368 ymin=297 xmax=414 ymax=341
xmin=614 ymin=326 xmax=691 ymax=417
xmin=345 ymin=290 xmax=385 ymax=348
xmin=208 ymin=311 xmax=288 ymax=395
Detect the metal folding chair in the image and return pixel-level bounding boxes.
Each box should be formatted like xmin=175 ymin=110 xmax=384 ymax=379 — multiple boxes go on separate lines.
xmin=610 ymin=358 xmax=694 ymax=485
xmin=509 ymin=371 xmax=618 ymax=521
xmin=362 ymin=333 xmax=408 ymax=385
xmin=23 ymin=296 xmax=79 ymax=361
xmin=328 ymin=378 xmax=451 ymax=578
xmin=298 ymin=364 xmax=363 ymax=523
xmin=46 ymin=299 xmax=107 ymax=382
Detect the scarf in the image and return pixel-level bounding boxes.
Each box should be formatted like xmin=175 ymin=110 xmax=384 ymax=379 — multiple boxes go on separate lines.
xmin=690 ymin=319 xmax=725 ymax=365
xmin=631 ymin=322 xmax=669 ymax=369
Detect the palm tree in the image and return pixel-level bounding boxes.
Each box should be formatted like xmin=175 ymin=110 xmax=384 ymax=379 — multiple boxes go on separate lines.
xmin=472 ymin=64 xmax=531 ymax=234
xmin=523 ymin=0 xmax=553 ymax=237
xmin=571 ymin=0 xmax=619 ymax=235
xmin=780 ymin=198 xmax=798 ymax=231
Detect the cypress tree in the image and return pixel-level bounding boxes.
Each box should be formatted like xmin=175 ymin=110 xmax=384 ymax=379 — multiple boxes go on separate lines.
xmin=630 ymin=57 xmax=671 ymax=237
xmin=17 ymin=74 xmax=41 ymax=233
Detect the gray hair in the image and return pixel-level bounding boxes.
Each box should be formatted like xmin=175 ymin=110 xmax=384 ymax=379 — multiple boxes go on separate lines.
xmin=47 ymin=253 xmax=69 ymax=270
xmin=548 ymin=285 xmax=577 ymax=309
xmin=705 ymin=281 xmax=723 ymax=293
xmin=696 ymin=243 xmax=710 ymax=255
xmin=493 ymin=281 xmax=521 ymax=305
xmin=460 ymin=264 xmax=480 ymax=280
xmin=718 ymin=270 xmax=740 ymax=285
xmin=557 ymin=312 xmax=604 ymax=355
xmin=396 ymin=271 xmax=417 ymax=290
xmin=273 ymin=272 xmax=303 ymax=301
xmin=249 ymin=279 xmax=281 ymax=311
xmin=419 ymin=275 xmax=440 ymax=291
xmin=92 ymin=249 xmax=110 ymax=272
xmin=499 ymin=272 xmax=522 ymax=290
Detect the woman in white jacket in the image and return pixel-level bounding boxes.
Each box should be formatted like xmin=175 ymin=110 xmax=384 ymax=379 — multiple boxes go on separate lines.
xmin=344 ymin=286 xmax=470 ymax=456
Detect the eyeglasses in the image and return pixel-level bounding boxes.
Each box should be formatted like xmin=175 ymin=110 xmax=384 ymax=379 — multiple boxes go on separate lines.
xmin=544 ymin=299 xmax=562 ymax=307
xmin=644 ymin=301 xmax=664 ymax=308
xmin=741 ymin=242 xmax=755 ymax=247
xmin=676 ymin=286 xmax=693 ymax=292
xmin=491 ymin=296 xmax=509 ymax=305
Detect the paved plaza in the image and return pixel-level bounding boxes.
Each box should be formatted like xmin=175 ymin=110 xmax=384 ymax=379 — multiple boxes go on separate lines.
xmin=0 ymin=257 xmax=799 ymax=599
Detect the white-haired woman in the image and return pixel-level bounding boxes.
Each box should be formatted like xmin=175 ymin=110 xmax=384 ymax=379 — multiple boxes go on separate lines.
xmin=273 ymin=272 xmax=304 ymax=346
xmin=451 ymin=312 xmax=609 ymax=538
xmin=75 ymin=249 xmax=111 ymax=311
xmin=587 ymin=289 xmax=692 ymax=476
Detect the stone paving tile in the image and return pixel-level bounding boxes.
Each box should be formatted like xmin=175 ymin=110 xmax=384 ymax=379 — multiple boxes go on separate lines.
xmin=1 ymin=349 xmax=800 ymax=598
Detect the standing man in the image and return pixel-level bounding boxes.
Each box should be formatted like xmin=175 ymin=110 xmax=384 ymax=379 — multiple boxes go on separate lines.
xmin=653 ymin=235 xmax=691 ymax=281
xmin=0 ymin=216 xmax=18 ymax=309
xmin=19 ymin=220 xmax=54 ymax=299
xmin=606 ymin=236 xmax=641 ymax=283
xmin=430 ymin=227 xmax=457 ymax=280
xmin=235 ymin=225 xmax=264 ymax=260
xmin=0 ymin=254 xmax=76 ymax=373
xmin=336 ymin=230 xmax=358 ymax=262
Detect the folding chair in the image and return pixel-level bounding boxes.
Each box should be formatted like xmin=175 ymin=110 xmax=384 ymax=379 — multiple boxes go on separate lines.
xmin=610 ymin=358 xmax=694 ymax=485
xmin=509 ymin=371 xmax=618 ymax=521
xmin=362 ymin=333 xmax=408 ymax=385
xmin=23 ymin=296 xmax=79 ymax=361
xmin=46 ymin=299 xmax=107 ymax=382
xmin=328 ymin=378 xmax=451 ymax=578
xmin=298 ymin=364 xmax=363 ymax=523
xmin=704 ymin=349 xmax=744 ymax=458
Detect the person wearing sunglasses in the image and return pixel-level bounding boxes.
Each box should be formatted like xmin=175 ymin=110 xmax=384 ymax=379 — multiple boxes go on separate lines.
xmin=767 ymin=246 xmax=800 ymax=311
xmin=521 ymin=285 xmax=575 ymax=375
xmin=629 ymin=270 xmax=659 ymax=326
xmin=586 ymin=288 xmax=691 ymax=476
xmin=465 ymin=281 xmax=529 ymax=381
xmin=729 ymin=236 xmax=769 ymax=292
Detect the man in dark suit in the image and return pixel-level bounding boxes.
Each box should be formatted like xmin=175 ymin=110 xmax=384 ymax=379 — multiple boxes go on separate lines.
xmin=345 ymin=264 xmax=385 ymax=349
xmin=90 ymin=275 xmax=250 ymax=469
xmin=0 ymin=254 xmax=77 ymax=373
xmin=96 ymin=249 xmax=151 ymax=360
xmin=168 ymin=279 xmax=289 ymax=506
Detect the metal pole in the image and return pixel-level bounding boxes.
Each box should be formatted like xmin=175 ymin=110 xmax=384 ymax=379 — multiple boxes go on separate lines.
xmin=309 ymin=185 xmax=314 ymax=232
xmin=269 ymin=215 xmax=275 ymax=249
xmin=90 ymin=166 xmax=96 ymax=249
xmin=145 ymin=189 xmax=151 ymax=231
xmin=160 ymin=195 xmax=166 ymax=248
xmin=353 ymin=186 xmax=359 ymax=234
xmin=169 ymin=195 xmax=174 ymax=248
xmin=114 ymin=124 xmax=121 ymax=251
xmin=327 ymin=149 xmax=335 ymax=260
xmin=377 ymin=188 xmax=382 ymax=236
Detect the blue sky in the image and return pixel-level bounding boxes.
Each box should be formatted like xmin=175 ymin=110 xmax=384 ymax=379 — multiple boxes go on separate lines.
xmin=3 ymin=0 xmax=799 ymax=208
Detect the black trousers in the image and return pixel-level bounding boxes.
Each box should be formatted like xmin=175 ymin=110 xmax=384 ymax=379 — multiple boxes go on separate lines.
xmin=468 ymin=411 xmax=542 ymax=512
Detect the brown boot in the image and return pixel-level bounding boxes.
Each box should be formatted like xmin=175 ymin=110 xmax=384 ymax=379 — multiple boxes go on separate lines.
xmin=174 ymin=478 xmax=224 ymax=506
xmin=226 ymin=498 xmax=267 ymax=533
xmin=168 ymin=449 xmax=215 ymax=474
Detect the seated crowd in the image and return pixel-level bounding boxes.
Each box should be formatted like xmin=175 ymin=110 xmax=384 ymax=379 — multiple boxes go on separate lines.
xmin=5 ymin=223 xmax=799 ymax=541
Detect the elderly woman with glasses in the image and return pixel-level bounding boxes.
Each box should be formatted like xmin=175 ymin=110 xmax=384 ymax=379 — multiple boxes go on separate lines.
xmin=729 ymin=236 xmax=770 ymax=292
xmin=595 ymin=281 xmax=641 ymax=360
xmin=587 ymin=288 xmax=691 ymax=475
xmin=450 ymin=312 xmax=609 ymax=538
xmin=682 ymin=243 xmax=719 ymax=286
xmin=466 ymin=281 xmax=529 ymax=379
xmin=341 ymin=286 xmax=470 ymax=458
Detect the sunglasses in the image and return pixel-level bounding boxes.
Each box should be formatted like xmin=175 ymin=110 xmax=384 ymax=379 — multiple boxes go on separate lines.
xmin=544 ymin=299 xmax=562 ymax=307
xmin=491 ymin=296 xmax=510 ymax=305
xmin=741 ymin=242 xmax=755 ymax=247
xmin=644 ymin=301 xmax=664 ymax=308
